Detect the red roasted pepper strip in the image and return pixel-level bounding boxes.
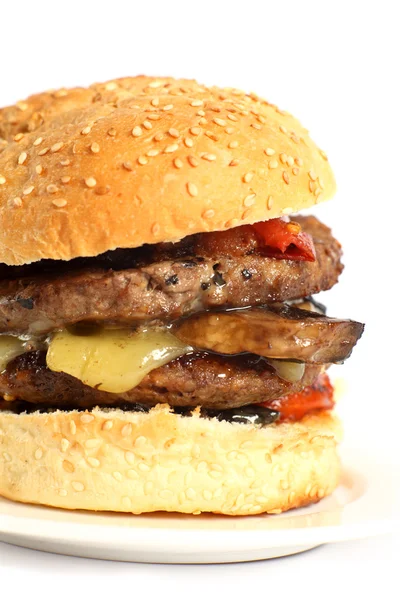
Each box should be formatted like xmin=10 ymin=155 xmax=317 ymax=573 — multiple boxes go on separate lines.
xmin=252 ymin=218 xmax=316 ymax=261
xmin=258 ymin=373 xmax=334 ymax=421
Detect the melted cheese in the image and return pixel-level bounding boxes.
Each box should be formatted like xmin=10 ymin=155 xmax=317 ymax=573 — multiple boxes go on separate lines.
xmin=0 ymin=336 xmax=26 ymax=371
xmin=46 ymin=328 xmax=192 ymax=393
xmin=268 ymin=359 xmax=305 ymax=383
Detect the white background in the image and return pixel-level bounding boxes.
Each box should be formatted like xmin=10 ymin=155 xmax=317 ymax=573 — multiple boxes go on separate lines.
xmin=1 ymin=0 xmax=399 ymax=597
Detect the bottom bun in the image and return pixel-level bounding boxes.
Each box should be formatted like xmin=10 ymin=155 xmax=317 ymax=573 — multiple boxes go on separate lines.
xmin=0 ymin=405 xmax=342 ymax=515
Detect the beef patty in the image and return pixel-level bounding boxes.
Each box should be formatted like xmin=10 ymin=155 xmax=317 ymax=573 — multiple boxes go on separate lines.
xmin=0 ymin=351 xmax=325 ymax=410
xmin=0 ymin=216 xmax=342 ymax=335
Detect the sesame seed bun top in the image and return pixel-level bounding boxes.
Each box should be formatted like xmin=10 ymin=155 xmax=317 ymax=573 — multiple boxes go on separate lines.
xmin=0 ymin=76 xmax=336 ymax=265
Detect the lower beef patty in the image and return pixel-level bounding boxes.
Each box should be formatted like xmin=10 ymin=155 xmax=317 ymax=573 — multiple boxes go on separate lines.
xmin=0 ymin=351 xmax=325 ymax=411
xmin=0 ymin=216 xmax=342 ymax=335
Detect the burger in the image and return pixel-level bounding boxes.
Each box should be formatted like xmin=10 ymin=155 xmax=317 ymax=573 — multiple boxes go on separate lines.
xmin=0 ymin=76 xmax=364 ymax=516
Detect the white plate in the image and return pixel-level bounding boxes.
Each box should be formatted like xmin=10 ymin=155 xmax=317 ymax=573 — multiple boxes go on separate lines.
xmin=0 ymin=448 xmax=399 ymax=563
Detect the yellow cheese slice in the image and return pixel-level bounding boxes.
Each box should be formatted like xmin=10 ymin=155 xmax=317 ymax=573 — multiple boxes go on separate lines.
xmin=0 ymin=336 xmax=26 ymax=371
xmin=46 ymin=328 xmax=191 ymax=393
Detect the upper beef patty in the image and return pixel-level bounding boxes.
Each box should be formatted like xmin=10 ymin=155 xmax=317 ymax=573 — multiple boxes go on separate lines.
xmin=0 ymin=216 xmax=342 ymax=335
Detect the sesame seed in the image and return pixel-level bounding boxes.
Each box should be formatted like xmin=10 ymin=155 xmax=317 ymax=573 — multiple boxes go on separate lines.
xmin=61 ymin=176 xmax=71 ymax=183
xmin=0 ymin=175 xmax=6 ymax=185
xmin=164 ymin=143 xmax=179 ymax=153
xmin=190 ymin=99 xmax=203 ymax=107
xmin=52 ymin=199 xmax=67 ymax=207
xmin=132 ymin=126 xmax=143 ymax=137
xmin=90 ymin=142 xmax=100 ymax=153
xmin=225 ymin=127 xmax=235 ymax=134
xmin=46 ymin=184 xmax=59 ymax=194
xmin=137 ymin=156 xmax=148 ymax=165
xmin=264 ymin=148 xmax=275 ymax=156
xmin=173 ymin=157 xmax=183 ymax=168
xmin=18 ymin=152 xmax=27 ymax=165
xmin=85 ymin=177 xmax=97 ymax=188
xmin=23 ymin=185 xmax=34 ymax=195
xmin=282 ymin=171 xmax=290 ymax=185
xmin=257 ymin=115 xmax=266 ymax=124
xmin=107 ymin=128 xmax=117 ymax=136
xmin=187 ymin=182 xmax=198 ymax=197
xmin=205 ymin=131 xmax=218 ymax=141
xmin=105 ymin=81 xmax=117 ymax=91
xmin=154 ymin=132 xmax=164 ymax=141
xmin=269 ymin=160 xmax=278 ymax=169
xmin=287 ymin=156 xmax=294 ymax=167
xmin=190 ymin=127 xmax=201 ymax=136
xmin=33 ymin=137 xmax=43 ymax=146
xmin=163 ymin=104 xmax=173 ymax=111
xmin=16 ymin=101 xmax=28 ymax=111
xmin=151 ymin=222 xmax=160 ymax=236
xmin=151 ymin=97 xmax=159 ymax=107
xmin=146 ymin=149 xmax=159 ymax=157
xmin=201 ymin=153 xmax=216 ymax=162
xmin=38 ymin=147 xmax=49 ymax=156
xmin=121 ymin=423 xmax=132 ymax=437
xmin=168 ymin=128 xmax=180 ymax=138
xmin=34 ymin=165 xmax=43 ymax=175
xmin=80 ymin=413 xmax=94 ymax=424
xmin=54 ymin=89 xmax=68 ymax=98
xmin=295 ymin=157 xmax=303 ymax=166
xmin=70 ymin=421 xmax=77 ymax=434
xmin=61 ymin=438 xmax=69 ymax=452
xmin=51 ymin=142 xmax=64 ymax=153
xmin=213 ymin=117 xmax=226 ymax=127
xmin=227 ymin=113 xmax=238 ymax=122
xmin=143 ymin=120 xmax=152 ymax=130
xmin=314 ymin=186 xmax=322 ymax=197
xmin=279 ymin=153 xmax=288 ymax=164
xmin=60 ymin=159 xmax=70 ymax=166
xmin=292 ymin=167 xmax=299 ymax=176
xmin=138 ymin=462 xmax=151 ymax=472
xmin=197 ymin=110 xmax=206 ymax=116
xmin=228 ymin=141 xmax=239 ymax=149
xmin=202 ymin=209 xmax=215 ymax=219
xmin=319 ymin=149 xmax=328 ymax=160
xmin=58 ymin=489 xmax=68 ymax=497
xmin=279 ymin=125 xmax=288 ymax=133
xmin=229 ymin=159 xmax=239 ymax=166
xmin=309 ymin=170 xmax=317 ymax=181
xmin=244 ymin=193 xmax=256 ymax=207
xmin=14 ymin=133 xmax=24 ymax=141
xmin=184 ymin=137 xmax=193 ymax=147
xmin=251 ymin=123 xmax=262 ymax=130
xmin=12 ymin=197 xmax=22 ymax=207
xmin=149 ymin=80 xmax=163 ymax=88
xmin=81 ymin=126 xmax=91 ymax=135
xmin=198 ymin=117 xmax=207 ymax=125
xmin=103 ymin=420 xmax=113 ymax=431
xmin=147 ymin=113 xmax=161 ymax=121
xmin=87 ymin=457 xmax=100 ymax=468
xmin=267 ymin=196 xmax=273 ymax=209
xmin=188 ymin=156 xmax=199 ymax=167
xmin=243 ymin=172 xmax=253 ymax=183
xmin=72 ymin=481 xmax=85 ymax=492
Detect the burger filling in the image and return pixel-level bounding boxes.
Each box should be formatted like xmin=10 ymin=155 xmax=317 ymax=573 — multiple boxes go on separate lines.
xmin=0 ymin=216 xmax=364 ymax=425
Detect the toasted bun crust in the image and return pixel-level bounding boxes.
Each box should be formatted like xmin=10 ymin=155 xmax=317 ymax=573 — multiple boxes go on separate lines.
xmin=0 ymin=406 xmax=341 ymax=515
xmin=0 ymin=76 xmax=335 ymax=265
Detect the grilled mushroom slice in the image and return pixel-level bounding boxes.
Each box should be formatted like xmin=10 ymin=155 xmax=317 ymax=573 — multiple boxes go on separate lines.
xmin=174 ymin=303 xmax=364 ymax=365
